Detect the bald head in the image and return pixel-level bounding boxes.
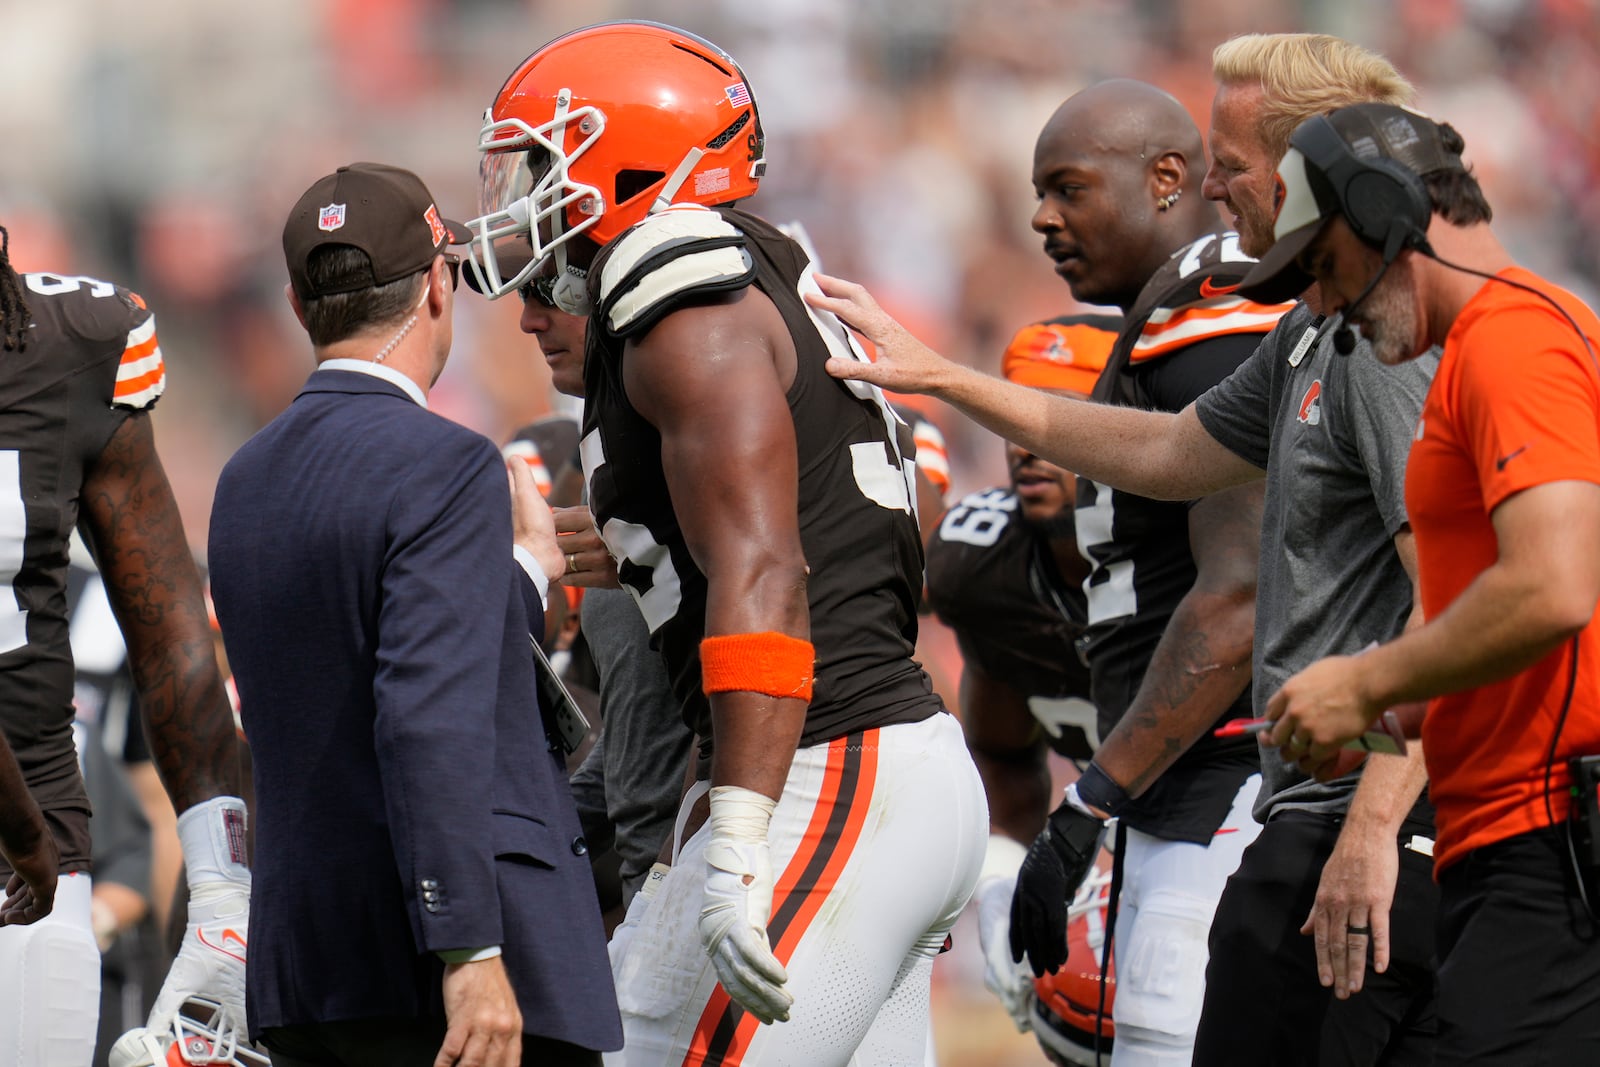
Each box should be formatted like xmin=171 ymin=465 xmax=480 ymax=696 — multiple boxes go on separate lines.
xmin=1036 ymin=79 xmax=1206 ymax=180
xmin=1030 ymin=79 xmax=1219 ymax=311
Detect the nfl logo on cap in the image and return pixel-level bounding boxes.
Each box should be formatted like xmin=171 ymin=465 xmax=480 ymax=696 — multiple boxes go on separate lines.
xmin=318 ymin=203 xmax=347 ymax=232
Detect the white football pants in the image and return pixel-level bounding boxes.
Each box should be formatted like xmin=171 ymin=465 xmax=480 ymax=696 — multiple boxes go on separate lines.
xmin=1110 ymin=774 xmax=1261 ymax=1066
xmin=607 ymin=712 xmax=987 ymax=1066
xmin=0 ymin=871 xmax=100 ymax=1067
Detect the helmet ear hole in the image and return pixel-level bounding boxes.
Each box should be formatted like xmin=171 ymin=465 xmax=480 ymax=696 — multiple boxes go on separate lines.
xmin=616 ymin=169 xmax=666 ymax=206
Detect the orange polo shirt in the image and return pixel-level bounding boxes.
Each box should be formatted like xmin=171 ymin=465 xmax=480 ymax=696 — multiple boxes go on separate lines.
xmin=1406 ymin=267 xmax=1600 ymax=872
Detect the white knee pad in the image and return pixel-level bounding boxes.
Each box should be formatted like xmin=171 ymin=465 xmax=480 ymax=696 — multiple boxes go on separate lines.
xmin=1111 ymin=891 xmax=1212 ymax=1066
xmin=0 ymin=872 xmax=101 ymax=1067
xmin=1110 ymin=1018 xmax=1199 ymax=1066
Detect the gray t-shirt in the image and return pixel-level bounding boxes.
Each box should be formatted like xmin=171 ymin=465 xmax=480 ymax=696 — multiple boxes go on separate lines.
xmin=1195 ymin=303 xmax=1439 ymax=824
xmin=571 ymin=586 xmax=694 ymax=904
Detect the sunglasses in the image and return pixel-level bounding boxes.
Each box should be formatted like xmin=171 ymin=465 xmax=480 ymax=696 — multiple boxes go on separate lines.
xmin=517 ymin=274 xmax=559 ymax=309
xmin=442 ymin=253 xmax=461 ymax=291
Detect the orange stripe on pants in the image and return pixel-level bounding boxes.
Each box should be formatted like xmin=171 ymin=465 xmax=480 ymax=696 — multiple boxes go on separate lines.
xmin=683 ymin=731 xmax=880 ymax=1066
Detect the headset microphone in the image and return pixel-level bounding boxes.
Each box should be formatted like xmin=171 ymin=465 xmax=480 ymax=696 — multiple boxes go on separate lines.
xmin=1327 ymin=227 xmax=1431 ymax=356
xmin=1324 ymin=260 xmax=1391 ymax=356
xmin=1333 ymin=323 xmax=1357 ymax=356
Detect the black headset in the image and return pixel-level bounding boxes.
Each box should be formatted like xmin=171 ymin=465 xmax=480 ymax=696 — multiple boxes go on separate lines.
xmin=1290 ymin=113 xmax=1435 ymax=264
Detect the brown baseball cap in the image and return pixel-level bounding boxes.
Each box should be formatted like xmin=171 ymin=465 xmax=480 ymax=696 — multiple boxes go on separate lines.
xmin=283 ymin=162 xmax=470 ymax=300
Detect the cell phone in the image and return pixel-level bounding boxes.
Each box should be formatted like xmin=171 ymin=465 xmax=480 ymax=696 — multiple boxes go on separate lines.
xmin=530 ymin=635 xmax=591 ymax=755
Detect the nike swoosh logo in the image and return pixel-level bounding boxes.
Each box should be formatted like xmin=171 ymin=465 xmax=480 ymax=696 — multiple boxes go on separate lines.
xmin=1199 ymin=278 xmax=1241 ymax=299
xmin=197 ymin=926 xmax=248 ymax=964
xmin=1496 ymin=445 xmax=1529 ymax=471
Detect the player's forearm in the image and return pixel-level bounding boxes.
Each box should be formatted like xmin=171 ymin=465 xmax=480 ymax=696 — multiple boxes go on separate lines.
xmin=1092 ymin=587 xmax=1255 ymax=798
xmin=133 ymin=642 xmax=241 ymax=813
xmin=0 ymin=739 xmax=49 ymax=865
xmin=704 ymin=563 xmax=810 ymax=802
xmin=709 ymin=693 xmax=807 ymax=801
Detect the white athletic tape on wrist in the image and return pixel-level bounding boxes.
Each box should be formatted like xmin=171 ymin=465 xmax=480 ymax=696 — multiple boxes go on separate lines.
xmin=177 ymin=796 xmax=251 ymax=887
xmin=708 ymin=784 xmax=776 ymax=846
xmin=1062 ymin=781 xmax=1103 ymax=821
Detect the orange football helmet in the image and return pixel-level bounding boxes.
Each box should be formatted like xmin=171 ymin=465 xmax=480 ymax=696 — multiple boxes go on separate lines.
xmin=465 ymin=21 xmax=766 ymax=302
xmin=1031 ymin=866 xmax=1117 ymax=1066
xmin=108 ymin=997 xmax=271 ymax=1067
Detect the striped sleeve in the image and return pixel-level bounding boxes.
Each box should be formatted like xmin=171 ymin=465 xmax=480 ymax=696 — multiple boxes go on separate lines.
xmin=112 ymin=313 xmax=166 ymax=410
xmin=910 ymin=418 xmax=950 ymax=498
xmin=502 ymin=440 xmax=554 ymax=499
xmin=1130 ymin=296 xmax=1294 ymax=364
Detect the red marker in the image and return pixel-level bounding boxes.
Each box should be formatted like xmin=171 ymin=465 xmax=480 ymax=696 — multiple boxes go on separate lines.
xmin=1213 ymin=717 xmax=1273 ymax=738
xmin=1213 ymin=710 xmax=1408 ymax=756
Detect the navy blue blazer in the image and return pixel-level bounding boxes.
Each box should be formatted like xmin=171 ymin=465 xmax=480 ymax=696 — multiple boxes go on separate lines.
xmin=208 ymin=368 xmax=620 ymax=1051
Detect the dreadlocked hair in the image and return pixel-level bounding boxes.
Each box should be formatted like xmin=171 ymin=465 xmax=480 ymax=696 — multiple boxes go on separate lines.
xmin=0 ymin=227 xmax=31 ymax=352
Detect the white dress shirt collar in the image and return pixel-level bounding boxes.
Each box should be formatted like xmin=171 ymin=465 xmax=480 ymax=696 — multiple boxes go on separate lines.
xmin=318 ymin=358 xmax=428 ymax=409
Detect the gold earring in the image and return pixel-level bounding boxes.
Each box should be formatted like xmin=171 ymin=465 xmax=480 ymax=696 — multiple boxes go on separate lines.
xmin=1157 ymin=189 xmax=1182 ymax=211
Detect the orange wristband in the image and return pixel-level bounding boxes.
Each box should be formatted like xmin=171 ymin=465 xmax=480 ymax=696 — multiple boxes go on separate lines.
xmin=700 ymin=631 xmax=815 ymax=701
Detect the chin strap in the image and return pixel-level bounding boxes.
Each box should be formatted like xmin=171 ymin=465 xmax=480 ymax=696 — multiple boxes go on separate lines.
xmin=651 ymin=148 xmax=706 ymax=216
xmin=551 ymin=246 xmax=590 ymax=316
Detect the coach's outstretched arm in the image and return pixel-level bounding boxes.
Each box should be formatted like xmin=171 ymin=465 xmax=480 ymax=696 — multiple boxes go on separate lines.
xmin=809 ymin=273 xmax=1260 ymax=501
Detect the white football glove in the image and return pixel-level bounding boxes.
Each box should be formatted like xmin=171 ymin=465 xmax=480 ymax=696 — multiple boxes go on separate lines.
xmin=608 ymin=861 xmax=671 ymax=972
xmin=112 ymin=797 xmax=253 ymax=1067
xmin=697 ymin=786 xmax=792 ymax=1025
xmin=976 ymin=833 xmax=1034 ymax=1032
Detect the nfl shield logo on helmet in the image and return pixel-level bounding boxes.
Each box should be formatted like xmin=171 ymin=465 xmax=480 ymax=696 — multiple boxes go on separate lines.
xmin=318 ymin=203 xmax=347 ymax=232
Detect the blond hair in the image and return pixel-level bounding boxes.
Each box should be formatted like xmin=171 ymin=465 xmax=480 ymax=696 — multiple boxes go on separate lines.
xmin=1212 ymin=34 xmax=1415 ymax=161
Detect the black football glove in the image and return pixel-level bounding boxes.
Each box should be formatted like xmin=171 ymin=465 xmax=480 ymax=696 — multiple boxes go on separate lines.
xmin=1008 ymin=798 xmax=1106 ymax=976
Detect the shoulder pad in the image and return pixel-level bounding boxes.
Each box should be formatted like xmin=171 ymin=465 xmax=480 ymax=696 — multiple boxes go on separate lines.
xmin=23 ymin=273 xmax=166 ymax=409
xmin=1128 ymin=233 xmax=1295 ymax=364
xmin=597 ymin=206 xmax=757 ymax=339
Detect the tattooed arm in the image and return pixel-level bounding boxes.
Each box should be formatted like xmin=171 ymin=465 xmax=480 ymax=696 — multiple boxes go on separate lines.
xmin=79 ymin=412 xmax=238 ymax=813
xmin=1085 ymin=480 xmax=1261 ymax=803
xmin=86 ymin=413 xmax=256 ymax=1055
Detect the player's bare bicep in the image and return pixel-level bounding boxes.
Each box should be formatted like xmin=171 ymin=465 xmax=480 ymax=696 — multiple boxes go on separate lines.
xmin=623 ymin=292 xmax=808 ymax=632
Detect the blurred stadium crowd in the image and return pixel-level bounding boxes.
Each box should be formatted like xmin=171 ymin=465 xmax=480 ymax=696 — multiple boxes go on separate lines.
xmin=1 ymin=0 xmax=1595 ymax=534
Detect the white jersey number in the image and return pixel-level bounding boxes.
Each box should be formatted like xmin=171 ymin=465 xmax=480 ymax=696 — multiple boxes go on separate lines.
xmin=937 ymin=489 xmax=1016 ymax=549
xmin=25 ymin=273 xmax=116 ymax=299
xmin=1028 ymin=695 xmax=1101 ymax=752
xmin=795 ymin=267 xmax=918 ymax=518
xmin=1075 ymin=481 xmax=1137 ymax=626
xmin=579 ymin=429 xmax=684 ymax=633
xmin=0 ymin=452 xmax=29 ymax=654
xmin=1176 ymin=233 xmax=1251 ymax=279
